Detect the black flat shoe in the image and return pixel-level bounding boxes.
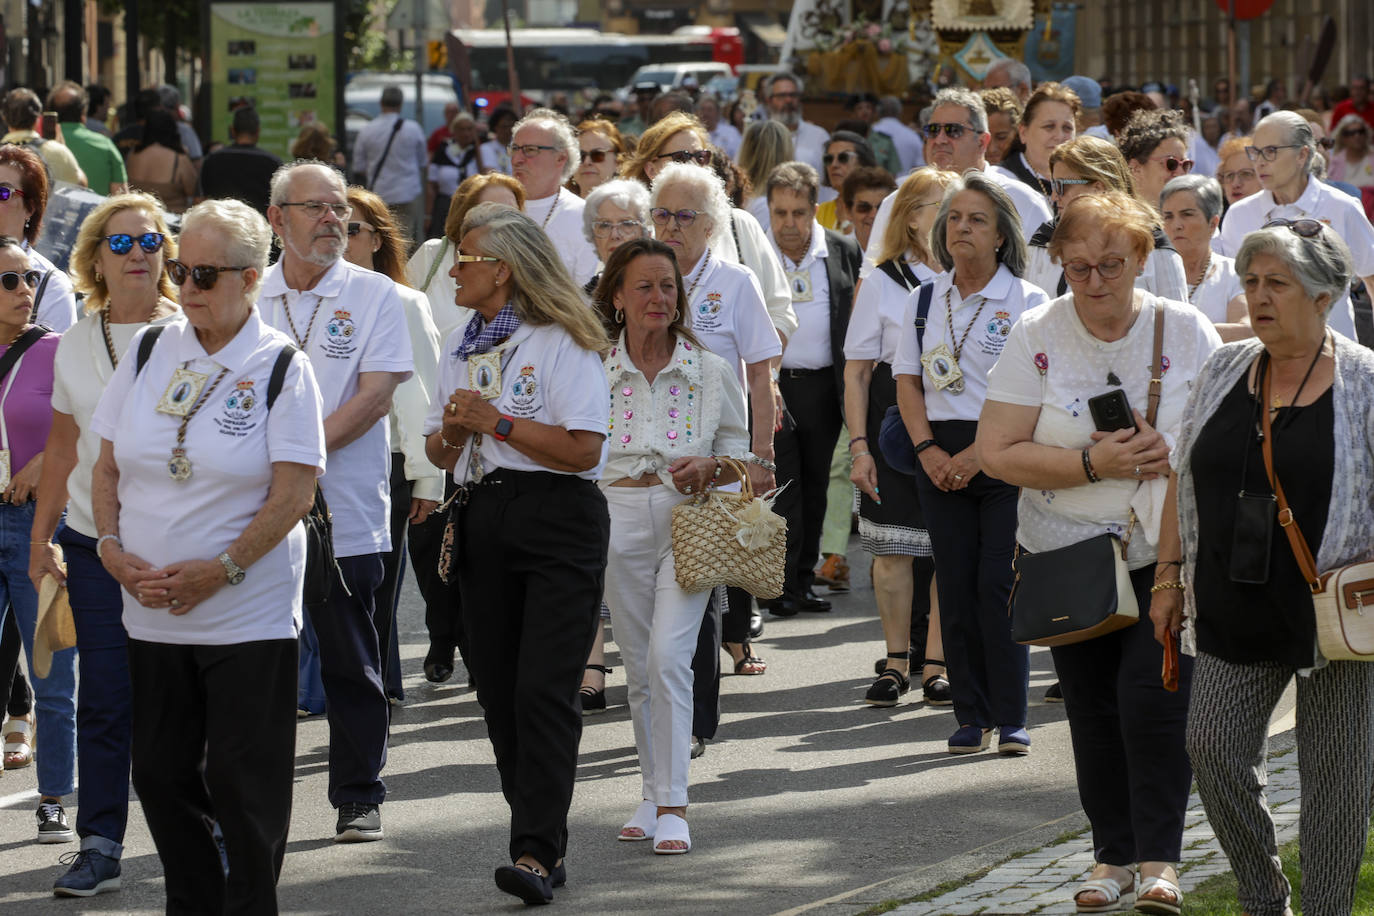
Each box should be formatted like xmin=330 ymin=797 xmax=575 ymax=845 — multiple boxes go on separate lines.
xmin=798 ymin=590 xmax=832 ymax=612
xmin=551 ymin=862 xmax=566 ymax=888
xmin=761 ymin=598 xmax=799 ymax=618
xmin=494 ymin=863 xmax=552 ymax=905
xmin=424 ymin=644 xmax=455 ymax=684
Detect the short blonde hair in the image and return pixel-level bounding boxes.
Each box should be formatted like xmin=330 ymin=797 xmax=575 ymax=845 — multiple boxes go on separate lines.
xmin=620 ymin=111 xmax=709 ymax=185
xmin=1048 ymin=191 xmax=1156 ymax=266
xmin=872 ymin=167 xmax=960 ymax=267
xmin=178 ymin=199 xmax=273 ymax=299
xmin=738 ymin=120 xmax=795 ymax=202
xmin=70 ymin=191 xmax=178 ymax=313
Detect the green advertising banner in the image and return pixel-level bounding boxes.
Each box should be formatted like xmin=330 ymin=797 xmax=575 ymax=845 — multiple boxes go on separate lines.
xmin=208 ymin=2 xmax=337 ymax=159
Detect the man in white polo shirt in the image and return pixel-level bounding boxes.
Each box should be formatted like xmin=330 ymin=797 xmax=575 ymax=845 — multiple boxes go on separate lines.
xmin=508 ymin=108 xmax=598 ymax=287
xmin=260 ymin=161 xmax=413 ymax=842
xmin=860 ymin=87 xmax=1053 ymax=281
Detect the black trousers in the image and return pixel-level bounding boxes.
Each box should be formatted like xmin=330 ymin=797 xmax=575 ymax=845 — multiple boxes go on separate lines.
xmin=913 ymin=420 xmax=1027 ymax=728
xmin=1053 ymin=566 xmax=1195 ymax=865
xmin=2 ymin=610 xmax=29 ymax=716
xmin=375 ymin=452 xmax=411 ymax=699
xmin=774 ymin=370 xmax=844 ymax=598
xmin=457 ymin=470 xmax=609 ymax=872
xmin=691 ymin=591 xmax=723 ymax=739
xmin=128 ymin=637 xmax=296 ymax=916
xmin=409 ymin=476 xmax=467 ymax=667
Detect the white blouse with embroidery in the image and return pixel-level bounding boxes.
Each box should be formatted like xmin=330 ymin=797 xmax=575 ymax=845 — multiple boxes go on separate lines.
xmin=601 ymin=333 xmax=750 ymax=488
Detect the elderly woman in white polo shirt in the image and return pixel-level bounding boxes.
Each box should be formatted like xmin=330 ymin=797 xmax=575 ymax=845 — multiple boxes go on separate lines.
xmin=893 ymin=170 xmax=1049 ymax=756
xmin=1159 ymin=174 xmax=1251 ymax=341
xmin=89 ymin=198 xmax=325 ymax=914
xmin=1219 ymin=111 xmax=1374 ymax=340
xmin=423 ymin=203 xmax=610 ymax=907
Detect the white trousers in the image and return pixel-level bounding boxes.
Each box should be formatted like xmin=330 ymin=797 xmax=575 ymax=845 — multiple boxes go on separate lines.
xmin=603 ymin=486 xmax=710 ymax=807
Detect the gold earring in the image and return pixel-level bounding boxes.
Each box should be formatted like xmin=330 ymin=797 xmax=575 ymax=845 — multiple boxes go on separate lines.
xmin=95 ymin=271 xmax=102 ymax=281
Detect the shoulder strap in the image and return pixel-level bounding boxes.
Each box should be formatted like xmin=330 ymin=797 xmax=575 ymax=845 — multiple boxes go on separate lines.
xmin=421 ymin=238 xmax=449 ymax=292
xmin=1145 ymin=301 xmax=1165 ymax=427
xmin=134 ymin=324 xmax=167 ymax=375
xmin=876 ymin=257 xmax=917 ymax=292
xmin=30 ymin=269 xmax=51 ymax=321
xmin=914 ymin=280 xmax=936 ymax=354
xmin=266 ymin=343 xmax=299 ymax=410
xmin=369 ymin=118 xmax=406 ymax=189
xmin=0 ymin=325 xmax=47 ymax=385
xmin=1259 ymin=359 xmax=1321 ymax=589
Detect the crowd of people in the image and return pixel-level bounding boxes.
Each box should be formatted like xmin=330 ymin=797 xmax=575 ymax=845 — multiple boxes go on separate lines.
xmin=0 ymin=63 xmax=1370 ymax=915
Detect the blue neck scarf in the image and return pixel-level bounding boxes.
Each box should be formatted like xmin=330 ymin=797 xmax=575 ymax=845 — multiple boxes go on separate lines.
xmin=456 ymin=303 xmax=521 ymax=360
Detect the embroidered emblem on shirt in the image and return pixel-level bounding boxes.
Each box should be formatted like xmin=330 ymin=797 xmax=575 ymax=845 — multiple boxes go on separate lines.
xmin=322 ymin=309 xmax=359 ymax=359
xmin=509 ymin=364 xmax=540 ymax=416
xmin=224 ymin=380 xmax=258 ymax=419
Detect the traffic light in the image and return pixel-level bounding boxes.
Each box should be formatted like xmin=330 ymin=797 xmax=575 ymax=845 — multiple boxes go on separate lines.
xmin=428 ymin=40 xmax=446 ymax=70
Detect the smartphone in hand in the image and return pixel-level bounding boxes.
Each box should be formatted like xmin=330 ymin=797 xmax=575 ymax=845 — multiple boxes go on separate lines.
xmin=1088 ymin=389 xmax=1136 ymax=433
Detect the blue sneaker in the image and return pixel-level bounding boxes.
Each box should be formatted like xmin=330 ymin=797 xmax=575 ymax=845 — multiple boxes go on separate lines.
xmin=947 ymin=725 xmax=992 ymax=754
xmin=998 ymin=726 xmax=1031 ymax=756
xmin=53 ymin=848 xmax=121 ymax=897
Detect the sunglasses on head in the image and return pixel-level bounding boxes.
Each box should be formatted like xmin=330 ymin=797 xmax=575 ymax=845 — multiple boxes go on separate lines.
xmin=0 ymin=270 xmax=39 ymax=291
xmin=1050 ymin=177 xmax=1091 ymax=196
xmin=922 ymin=122 xmax=971 ymax=139
xmin=823 ymin=151 xmax=858 ymax=167
xmin=580 ymin=148 xmax=615 ymax=164
xmin=0 ymin=186 xmax=25 ymax=203
xmin=166 ymin=259 xmax=249 ymax=290
xmin=105 ymin=232 xmax=165 ymax=255
xmin=654 ymin=149 xmax=712 ymax=166
xmin=1262 ymin=217 xmax=1325 ymax=239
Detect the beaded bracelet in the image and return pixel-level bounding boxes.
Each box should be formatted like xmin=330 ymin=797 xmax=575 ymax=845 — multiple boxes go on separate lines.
xmin=848 ymin=435 xmax=868 ymax=447
xmin=1149 ymin=580 xmax=1185 ymax=594
xmin=1081 ymin=447 xmax=1101 ymax=484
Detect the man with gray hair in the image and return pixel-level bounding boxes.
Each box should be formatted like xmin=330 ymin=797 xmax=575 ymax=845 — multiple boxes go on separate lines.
xmin=761 ymin=73 xmax=828 ymax=173
xmin=873 ymin=95 xmax=925 ymax=174
xmin=352 ymin=86 xmax=428 ymax=245
xmin=984 ymin=58 xmax=1032 ymax=106
xmin=859 ymin=87 xmax=1052 ymax=280
xmin=508 ymin=108 xmax=597 ymax=285
xmin=260 ymin=160 xmax=414 ymax=843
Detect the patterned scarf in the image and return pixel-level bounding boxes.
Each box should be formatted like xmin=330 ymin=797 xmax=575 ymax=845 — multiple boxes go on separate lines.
xmin=455 ymin=303 xmax=521 ymax=360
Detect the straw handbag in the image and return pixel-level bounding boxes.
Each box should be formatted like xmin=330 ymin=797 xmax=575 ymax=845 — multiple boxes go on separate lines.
xmin=671 ymin=457 xmax=787 ymax=598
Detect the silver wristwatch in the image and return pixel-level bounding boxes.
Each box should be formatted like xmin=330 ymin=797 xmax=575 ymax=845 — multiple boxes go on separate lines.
xmin=217 ymin=552 xmax=246 ymax=585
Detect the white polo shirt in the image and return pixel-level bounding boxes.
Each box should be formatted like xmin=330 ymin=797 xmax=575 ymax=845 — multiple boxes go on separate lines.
xmin=51 ymin=306 xmax=181 ymax=537
xmin=24 ymin=244 xmax=78 ymax=332
xmin=686 ymin=252 xmax=783 ymax=389
xmin=1189 ymin=253 xmax=1244 ymax=324
xmin=732 ymin=208 xmax=797 ymax=340
xmin=792 ymin=120 xmax=830 ymax=173
xmin=768 ymin=221 xmax=832 ymax=370
xmin=389 ymin=284 xmax=445 ymax=502
xmin=859 ymin=166 xmax=1052 ymax=280
xmin=845 ymin=259 xmax=938 ymax=365
xmin=892 ymin=264 xmax=1048 ymax=421
xmin=89 ymin=312 xmax=327 ymax=646
xmin=258 ymin=258 xmax=414 ymax=558
xmin=525 ymin=190 xmax=598 ymax=288
xmin=1219 ymin=176 xmax=1374 ymax=339
xmin=423 ymin=319 xmax=608 ymax=484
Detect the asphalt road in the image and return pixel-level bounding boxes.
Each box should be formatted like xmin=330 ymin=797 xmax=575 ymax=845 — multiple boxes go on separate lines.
xmin=0 ymin=539 xmax=1086 ymax=915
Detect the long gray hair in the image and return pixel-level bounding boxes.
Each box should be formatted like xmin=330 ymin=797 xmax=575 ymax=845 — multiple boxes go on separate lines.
xmin=929 ymin=169 xmax=1027 ymax=277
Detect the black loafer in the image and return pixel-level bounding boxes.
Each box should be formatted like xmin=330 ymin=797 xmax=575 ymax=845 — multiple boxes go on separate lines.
xmin=494 ymin=863 xmax=552 ymax=905
xmin=423 ymin=644 xmax=455 ymax=684
xmin=798 ymin=590 xmax=832 ymax=613
xmin=760 ymin=598 xmax=799 ymax=618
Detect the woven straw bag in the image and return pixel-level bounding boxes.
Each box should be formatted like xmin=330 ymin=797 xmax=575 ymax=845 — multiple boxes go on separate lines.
xmin=671 ymin=457 xmax=787 ymax=598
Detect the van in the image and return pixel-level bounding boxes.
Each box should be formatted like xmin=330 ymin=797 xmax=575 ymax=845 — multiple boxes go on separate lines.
xmin=624 ymin=62 xmax=734 ymax=96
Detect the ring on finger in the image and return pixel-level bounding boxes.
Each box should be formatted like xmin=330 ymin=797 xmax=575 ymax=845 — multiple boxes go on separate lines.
xmin=1133 ymin=465 xmax=1141 ymax=477
xmin=170 ymin=598 xmax=181 ymax=608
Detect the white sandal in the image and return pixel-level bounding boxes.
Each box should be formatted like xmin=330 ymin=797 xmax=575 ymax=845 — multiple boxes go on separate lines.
xmin=1136 ymin=874 xmax=1182 ymax=915
xmin=617 ymin=800 xmax=657 ymax=841
xmin=1073 ymin=866 xmax=1134 ymax=913
xmin=652 ymin=813 xmax=690 ymax=855
xmin=3 ymin=715 xmax=34 ymax=770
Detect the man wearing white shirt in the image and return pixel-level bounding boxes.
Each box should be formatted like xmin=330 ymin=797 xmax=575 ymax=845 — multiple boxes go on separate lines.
xmin=761 ymin=73 xmax=829 ymax=173
xmin=479 ymin=107 xmax=516 ymax=175
xmin=261 ymin=162 xmax=413 ymax=842
xmin=351 ymin=87 xmax=428 ymax=246
xmin=860 ymin=87 xmax=1052 ymax=280
xmin=697 ymin=94 xmax=741 ymax=160
xmin=1219 ymin=111 xmax=1374 ymax=340
xmin=508 ymin=108 xmax=598 ymax=287
xmin=874 ymin=95 xmax=926 ymax=174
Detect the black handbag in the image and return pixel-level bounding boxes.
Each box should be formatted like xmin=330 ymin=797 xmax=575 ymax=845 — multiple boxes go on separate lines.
xmin=302 ymin=483 xmax=347 ymax=608
xmin=1007 ymin=302 xmax=1165 ymax=647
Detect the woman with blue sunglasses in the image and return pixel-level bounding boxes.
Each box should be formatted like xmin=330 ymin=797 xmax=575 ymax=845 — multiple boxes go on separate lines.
xmin=27 ymin=191 xmax=180 ymax=898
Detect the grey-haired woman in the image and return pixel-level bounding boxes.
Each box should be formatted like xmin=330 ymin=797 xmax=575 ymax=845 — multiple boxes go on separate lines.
xmin=1159 ymin=174 xmax=1250 ymax=340
xmin=581 ymin=178 xmax=650 ymax=297
xmin=1157 ymin=221 xmax=1374 ymax=916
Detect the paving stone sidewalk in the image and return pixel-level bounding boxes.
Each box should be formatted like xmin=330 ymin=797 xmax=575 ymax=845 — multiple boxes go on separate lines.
xmin=890 ymin=747 xmax=1301 ymax=915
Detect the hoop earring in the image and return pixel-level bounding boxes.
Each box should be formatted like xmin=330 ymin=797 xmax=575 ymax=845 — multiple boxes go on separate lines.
xmin=614 ymin=308 xmax=624 ymax=323
xmin=672 ymin=308 xmax=680 ymax=321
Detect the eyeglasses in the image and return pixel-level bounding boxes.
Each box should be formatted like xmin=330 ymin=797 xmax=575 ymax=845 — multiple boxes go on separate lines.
xmin=166 ymin=259 xmax=249 ymax=290
xmin=653 ymin=149 xmax=712 ymax=166
xmin=0 ymin=186 xmax=25 ymax=202
xmin=1262 ymin=217 xmax=1325 ymax=239
xmin=1050 ymin=177 xmax=1091 ymax=196
xmin=1148 ymin=154 xmax=1193 ymax=174
xmin=508 ymin=143 xmax=557 ymax=158
xmin=580 ymin=148 xmax=616 ymax=164
xmin=823 ymin=151 xmax=858 ymax=167
xmin=346 ymin=222 xmax=375 ymax=237
xmin=1245 ymin=144 xmax=1303 ymax=162
xmin=650 ymin=207 xmax=705 ymax=228
xmin=850 ymin=200 xmax=878 ymax=215
xmin=1220 ymin=168 xmax=1257 ymax=184
xmin=1063 ymin=258 xmax=1128 ymax=282
xmin=0 ymin=270 xmax=39 ymax=291
xmin=279 ymin=200 xmax=352 ymax=220
xmin=453 ymin=253 xmax=501 ymax=266
xmin=105 ymin=232 xmax=165 ymax=255
xmin=1317 ymin=137 xmax=1336 ymax=150
xmin=591 ymin=218 xmax=644 ymax=239
xmin=923 ymin=122 xmax=972 ymax=139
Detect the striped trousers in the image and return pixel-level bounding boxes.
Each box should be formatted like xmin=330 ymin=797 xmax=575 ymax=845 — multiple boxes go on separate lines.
xmin=1186 ymin=651 xmax=1374 ymax=916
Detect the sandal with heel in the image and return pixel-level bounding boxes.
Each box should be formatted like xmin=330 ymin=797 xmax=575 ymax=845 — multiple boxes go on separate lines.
xmin=1073 ymin=865 xmax=1135 ymax=913
xmin=3 ymin=713 xmax=34 ymax=770
xmin=579 ymin=664 xmax=611 ymax=716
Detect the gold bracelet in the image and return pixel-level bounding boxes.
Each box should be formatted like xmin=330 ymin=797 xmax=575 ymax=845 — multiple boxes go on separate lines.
xmin=30 ymin=539 xmax=51 ymax=546
xmin=1149 ymin=580 xmax=1185 ymax=594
